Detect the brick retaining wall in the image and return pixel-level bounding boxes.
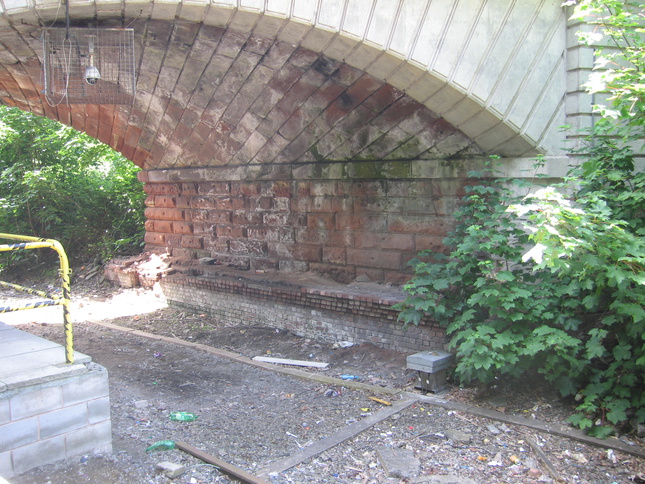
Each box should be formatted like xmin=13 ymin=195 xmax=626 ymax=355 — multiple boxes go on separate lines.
xmin=142 ymin=160 xmax=475 ymax=285
xmin=161 ymin=270 xmax=445 ymax=353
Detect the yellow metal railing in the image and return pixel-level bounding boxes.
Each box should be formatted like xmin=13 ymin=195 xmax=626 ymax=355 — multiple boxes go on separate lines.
xmin=0 ymin=233 xmax=74 ymax=364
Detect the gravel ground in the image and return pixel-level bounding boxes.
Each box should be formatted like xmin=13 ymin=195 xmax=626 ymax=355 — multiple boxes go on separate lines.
xmin=2 ymin=269 xmax=644 ymax=484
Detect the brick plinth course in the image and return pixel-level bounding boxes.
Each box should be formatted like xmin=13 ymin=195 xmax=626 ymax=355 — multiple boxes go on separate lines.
xmin=161 ymin=272 xmax=445 ymax=353
xmin=0 ymin=364 xmax=112 ymax=478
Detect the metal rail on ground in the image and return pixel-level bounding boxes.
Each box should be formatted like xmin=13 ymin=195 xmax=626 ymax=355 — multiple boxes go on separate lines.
xmin=0 ymin=233 xmax=74 ymax=363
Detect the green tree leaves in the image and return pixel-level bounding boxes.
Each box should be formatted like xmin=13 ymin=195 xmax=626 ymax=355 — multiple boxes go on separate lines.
xmin=0 ymin=106 xmax=145 ymax=265
xmin=398 ymin=1 xmax=644 ymax=438
xmin=397 ymin=153 xmax=644 ymax=437
xmin=567 ymin=0 xmax=645 ymax=142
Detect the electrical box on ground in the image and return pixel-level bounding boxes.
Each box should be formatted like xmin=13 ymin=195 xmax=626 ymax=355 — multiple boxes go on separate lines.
xmin=406 ymin=350 xmax=454 ymax=393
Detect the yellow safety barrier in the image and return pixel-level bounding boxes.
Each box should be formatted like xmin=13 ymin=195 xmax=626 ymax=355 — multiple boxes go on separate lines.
xmin=0 ymin=233 xmax=74 ymax=364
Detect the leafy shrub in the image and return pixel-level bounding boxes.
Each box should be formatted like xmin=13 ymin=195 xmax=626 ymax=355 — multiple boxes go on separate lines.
xmin=396 ymin=161 xmax=588 ymax=391
xmin=397 ymin=0 xmax=645 ymax=439
xmin=396 ymin=153 xmax=644 ymax=437
xmin=0 ymin=106 xmax=145 ymax=266
xmin=512 ymin=143 xmax=645 ymax=438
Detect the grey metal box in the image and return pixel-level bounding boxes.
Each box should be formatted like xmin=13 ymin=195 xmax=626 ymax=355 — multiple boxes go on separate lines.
xmin=407 ymin=350 xmax=454 ymax=393
xmin=406 ymin=350 xmax=454 ymax=373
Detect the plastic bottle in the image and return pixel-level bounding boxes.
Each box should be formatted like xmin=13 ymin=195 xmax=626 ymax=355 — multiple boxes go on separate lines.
xmin=341 ymin=375 xmax=360 ymax=380
xmin=169 ymin=411 xmax=197 ymax=422
xmin=146 ymin=440 xmax=176 ymax=452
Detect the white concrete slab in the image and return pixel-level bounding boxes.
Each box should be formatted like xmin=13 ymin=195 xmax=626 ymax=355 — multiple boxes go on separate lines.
xmin=0 ymin=322 xmax=92 ymax=392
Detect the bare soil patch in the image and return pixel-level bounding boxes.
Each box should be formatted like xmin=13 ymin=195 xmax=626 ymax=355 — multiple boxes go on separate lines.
xmin=2 ymin=266 xmax=644 ymax=483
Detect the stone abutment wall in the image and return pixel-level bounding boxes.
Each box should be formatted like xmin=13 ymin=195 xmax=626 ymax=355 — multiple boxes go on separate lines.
xmin=141 ymin=159 xmax=475 ymax=284
xmin=143 ymin=156 xmax=565 ymax=354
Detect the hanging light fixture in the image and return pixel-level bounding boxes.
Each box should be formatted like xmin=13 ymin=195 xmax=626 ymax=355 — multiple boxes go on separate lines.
xmin=84 ymin=35 xmax=101 ymax=85
xmin=42 ymin=1 xmax=136 ymax=104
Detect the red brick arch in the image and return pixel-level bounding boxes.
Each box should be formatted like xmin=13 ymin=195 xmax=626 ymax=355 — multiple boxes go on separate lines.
xmin=0 ymin=18 xmax=487 ymax=283
xmin=0 ymin=2 xmax=572 ymax=355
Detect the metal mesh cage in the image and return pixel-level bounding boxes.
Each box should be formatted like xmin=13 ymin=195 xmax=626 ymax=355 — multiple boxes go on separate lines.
xmin=43 ymin=28 xmax=136 ymax=105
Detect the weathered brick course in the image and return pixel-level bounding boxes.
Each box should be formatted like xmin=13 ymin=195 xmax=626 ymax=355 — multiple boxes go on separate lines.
xmin=141 ymin=172 xmax=469 ymax=282
xmin=145 ymin=207 xmax=184 ymax=221
xmin=173 ymin=221 xmax=193 ymax=234
xmin=154 ymin=195 xmax=176 ymax=208
xmin=161 ymin=272 xmax=445 ymax=353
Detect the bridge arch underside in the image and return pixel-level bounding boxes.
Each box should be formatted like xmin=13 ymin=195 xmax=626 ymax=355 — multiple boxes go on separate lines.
xmin=0 ymin=13 xmax=565 ymax=285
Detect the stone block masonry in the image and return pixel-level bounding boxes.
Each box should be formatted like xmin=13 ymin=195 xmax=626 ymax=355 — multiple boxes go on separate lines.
xmin=161 ymin=270 xmax=445 ymax=353
xmin=0 ymin=364 xmax=112 ymax=478
xmin=142 ymin=159 xmax=476 ymax=285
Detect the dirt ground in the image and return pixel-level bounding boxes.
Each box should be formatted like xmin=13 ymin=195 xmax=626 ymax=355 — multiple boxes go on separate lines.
xmin=2 ymin=265 xmax=644 ymax=484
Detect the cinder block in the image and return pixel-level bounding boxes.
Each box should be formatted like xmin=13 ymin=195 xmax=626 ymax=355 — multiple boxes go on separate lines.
xmin=0 ymin=399 xmax=9 ymax=425
xmin=65 ymin=421 xmax=113 ymax=456
xmin=0 ymin=450 xmax=12 ymax=478
xmin=10 ymin=387 xmax=62 ymax=420
xmin=12 ymin=436 xmax=66 ymax=475
xmin=0 ymin=417 xmax=39 ymax=452
xmin=39 ymin=404 xmax=88 ymax=439
xmin=62 ymin=367 xmax=109 ymax=405
xmin=88 ymin=397 xmax=111 ymax=424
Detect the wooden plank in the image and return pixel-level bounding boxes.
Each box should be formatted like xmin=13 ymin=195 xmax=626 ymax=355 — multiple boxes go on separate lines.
xmin=414 ymin=392 xmax=645 ymax=459
xmin=257 ymin=397 xmax=417 ymax=477
xmin=525 ymin=434 xmax=565 ymax=483
xmin=174 ymin=441 xmax=270 ymax=484
xmin=252 ymin=356 xmax=329 ymax=368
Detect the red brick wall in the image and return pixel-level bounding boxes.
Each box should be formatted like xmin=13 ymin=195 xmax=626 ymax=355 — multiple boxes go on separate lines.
xmin=161 ymin=271 xmax=446 ymax=353
xmin=141 ymin=161 xmax=472 ymax=284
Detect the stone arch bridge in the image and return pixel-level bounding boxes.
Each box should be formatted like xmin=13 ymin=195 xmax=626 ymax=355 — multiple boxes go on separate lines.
xmin=0 ymin=0 xmax=592 ymax=350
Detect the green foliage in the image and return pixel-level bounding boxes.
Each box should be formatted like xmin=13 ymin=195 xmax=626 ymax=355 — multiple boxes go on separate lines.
xmin=398 ymin=2 xmax=645 ymax=436
xmin=566 ymin=0 xmax=645 ymax=143
xmin=0 ymin=106 xmax=145 ymax=266
xmin=396 ymin=162 xmax=589 ymax=395
xmin=510 ymin=161 xmax=645 ymax=437
xmin=398 ymin=0 xmax=645 ymax=439
xmin=397 ymin=153 xmax=644 ymax=437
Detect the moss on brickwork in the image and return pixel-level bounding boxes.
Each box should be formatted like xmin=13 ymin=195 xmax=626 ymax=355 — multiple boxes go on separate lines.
xmin=347 ymin=161 xmax=411 ymax=179
xmin=309 ymin=145 xmax=325 ymax=162
xmin=386 ymin=136 xmax=425 ymax=160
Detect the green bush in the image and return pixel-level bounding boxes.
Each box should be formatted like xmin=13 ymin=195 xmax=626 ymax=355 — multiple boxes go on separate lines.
xmin=397 ymin=0 xmax=645 ymax=438
xmin=396 ymin=161 xmax=588 ymax=392
xmin=0 ymin=106 xmax=145 ymax=266
xmin=512 ymin=143 xmax=645 ymax=437
xmin=396 ymin=155 xmax=644 ymax=437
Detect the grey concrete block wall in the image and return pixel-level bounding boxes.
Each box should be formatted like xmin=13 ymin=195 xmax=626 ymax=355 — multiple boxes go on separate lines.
xmin=0 ymin=364 xmax=112 ymax=479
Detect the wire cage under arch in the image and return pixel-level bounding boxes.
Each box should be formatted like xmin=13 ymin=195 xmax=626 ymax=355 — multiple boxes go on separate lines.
xmin=42 ymin=27 xmax=136 ymax=105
